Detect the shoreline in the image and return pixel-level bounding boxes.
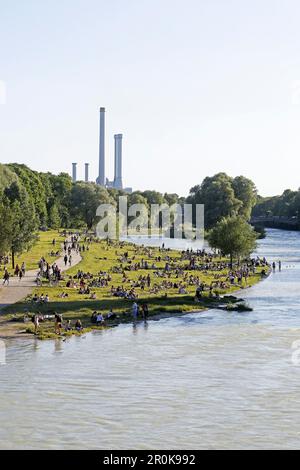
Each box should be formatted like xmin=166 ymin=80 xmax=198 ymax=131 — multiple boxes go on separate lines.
xmin=0 ymin=285 xmax=266 ymax=341
xmin=0 ymin=233 xmax=271 ymax=341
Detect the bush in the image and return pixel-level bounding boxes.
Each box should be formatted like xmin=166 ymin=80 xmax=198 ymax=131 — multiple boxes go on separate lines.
xmin=226 ymin=302 xmax=253 ymax=312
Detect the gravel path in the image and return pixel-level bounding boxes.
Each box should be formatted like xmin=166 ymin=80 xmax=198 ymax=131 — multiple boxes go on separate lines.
xmin=0 ymin=238 xmax=82 ymax=311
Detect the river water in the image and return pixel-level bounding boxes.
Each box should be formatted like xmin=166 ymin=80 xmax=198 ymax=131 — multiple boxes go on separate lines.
xmin=1 ymin=228 xmax=300 ymax=449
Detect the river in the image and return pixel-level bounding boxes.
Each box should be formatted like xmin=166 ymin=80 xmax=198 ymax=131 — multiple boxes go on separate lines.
xmin=1 ymin=228 xmax=300 ymax=449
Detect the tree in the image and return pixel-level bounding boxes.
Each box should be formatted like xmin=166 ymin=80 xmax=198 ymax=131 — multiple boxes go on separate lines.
xmin=232 ymin=176 xmax=257 ymax=220
xmin=187 ymin=173 xmax=242 ymax=229
xmin=8 ymin=163 xmax=48 ymax=225
xmin=207 ymin=216 xmax=257 ymax=266
xmin=126 ymin=192 xmax=149 ymax=230
xmin=141 ymin=190 xmax=165 ymax=206
xmin=48 ymin=203 xmax=61 ymax=229
xmin=0 ymin=164 xmax=18 ymax=193
xmin=0 ymin=197 xmax=15 ymax=256
xmin=164 ymin=193 xmax=180 ymax=206
xmin=2 ymin=182 xmax=38 ymax=267
xmin=187 ymin=173 xmax=258 ymax=228
xmin=70 ymin=183 xmax=115 ymax=229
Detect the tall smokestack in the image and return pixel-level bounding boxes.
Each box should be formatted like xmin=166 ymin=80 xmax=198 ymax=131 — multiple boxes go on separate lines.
xmin=113 ymin=134 xmax=123 ymax=189
xmin=85 ymin=163 xmax=89 ymax=183
xmin=96 ymin=107 xmax=105 ymax=185
xmin=72 ymin=163 xmax=77 ymax=183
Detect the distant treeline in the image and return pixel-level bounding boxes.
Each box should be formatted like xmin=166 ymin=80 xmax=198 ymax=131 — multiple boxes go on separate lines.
xmin=252 ymin=189 xmax=300 ymax=220
xmin=0 ymin=164 xmax=259 ymax=259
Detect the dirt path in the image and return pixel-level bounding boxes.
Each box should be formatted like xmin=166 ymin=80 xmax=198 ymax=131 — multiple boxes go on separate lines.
xmin=0 ymin=238 xmax=82 ymax=311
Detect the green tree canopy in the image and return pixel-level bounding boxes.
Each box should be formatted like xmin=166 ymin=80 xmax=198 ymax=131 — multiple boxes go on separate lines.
xmin=187 ymin=173 xmax=242 ymax=228
xmin=232 ymin=176 xmax=257 ymax=219
xmin=187 ymin=173 xmax=258 ymax=228
xmin=70 ymin=183 xmax=115 ymax=229
xmin=207 ymin=216 xmax=257 ymax=265
xmin=1 ymin=181 xmax=38 ymax=266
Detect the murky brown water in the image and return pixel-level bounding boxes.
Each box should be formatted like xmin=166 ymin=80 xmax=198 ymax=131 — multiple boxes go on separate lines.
xmin=1 ymin=229 xmax=300 ymax=449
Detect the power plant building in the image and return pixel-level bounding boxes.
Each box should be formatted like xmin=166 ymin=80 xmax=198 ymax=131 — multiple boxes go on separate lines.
xmin=71 ymin=107 xmax=131 ymax=192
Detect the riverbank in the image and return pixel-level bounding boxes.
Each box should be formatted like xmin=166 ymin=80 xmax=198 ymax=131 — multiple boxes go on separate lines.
xmin=0 ymin=231 xmax=270 ymax=340
xmin=0 ymin=292 xmax=257 ymax=340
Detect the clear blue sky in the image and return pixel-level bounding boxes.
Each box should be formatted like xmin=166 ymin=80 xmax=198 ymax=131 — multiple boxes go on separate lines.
xmin=1 ymin=0 xmax=300 ymax=196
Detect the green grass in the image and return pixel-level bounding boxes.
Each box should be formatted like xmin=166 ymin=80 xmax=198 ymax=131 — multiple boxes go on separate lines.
xmin=13 ymin=230 xmax=65 ymax=271
xmin=1 ymin=231 xmax=269 ymax=339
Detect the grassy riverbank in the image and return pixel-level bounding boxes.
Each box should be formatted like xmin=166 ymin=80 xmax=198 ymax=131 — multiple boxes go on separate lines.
xmin=0 ymin=231 xmax=269 ymax=339
xmin=13 ymin=230 xmax=65 ymax=271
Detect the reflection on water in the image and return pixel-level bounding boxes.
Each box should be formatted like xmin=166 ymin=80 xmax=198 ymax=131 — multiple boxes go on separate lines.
xmin=1 ymin=229 xmax=300 ymax=449
xmin=121 ymin=234 xmax=207 ymax=251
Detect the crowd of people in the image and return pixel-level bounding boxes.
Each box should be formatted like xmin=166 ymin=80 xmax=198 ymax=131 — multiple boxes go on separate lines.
xmin=30 ymin=312 xmax=83 ymax=335
xmin=1 ymin=230 xmax=279 ymax=337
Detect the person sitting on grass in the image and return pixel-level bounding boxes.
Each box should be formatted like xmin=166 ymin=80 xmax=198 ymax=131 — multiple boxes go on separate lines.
xmin=90 ymin=292 xmax=97 ymax=300
xmin=58 ymin=292 xmax=69 ymax=298
xmin=96 ymin=313 xmax=104 ymax=325
xmin=91 ymin=311 xmax=97 ymax=323
xmin=75 ymin=319 xmax=83 ymax=331
xmin=178 ymin=285 xmax=187 ymax=294
xmin=106 ymin=309 xmax=117 ymax=320
xmin=64 ymin=320 xmax=72 ymax=331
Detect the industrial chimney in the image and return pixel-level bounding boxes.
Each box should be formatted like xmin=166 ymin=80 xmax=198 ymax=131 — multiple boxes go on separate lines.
xmin=96 ymin=107 xmax=105 ymax=185
xmin=113 ymin=134 xmax=123 ymax=190
xmin=85 ymin=163 xmax=89 ymax=183
xmin=72 ymin=163 xmax=77 ymax=183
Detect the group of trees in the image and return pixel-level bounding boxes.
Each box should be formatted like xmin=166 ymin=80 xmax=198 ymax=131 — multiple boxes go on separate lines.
xmin=253 ymin=189 xmax=300 ymax=219
xmin=0 ymin=166 xmax=38 ymax=266
xmin=186 ymin=173 xmax=257 ymax=228
xmin=0 ymin=164 xmax=260 ymax=265
xmin=185 ymin=173 xmax=258 ymax=262
xmin=0 ymin=163 xmax=186 ymax=263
